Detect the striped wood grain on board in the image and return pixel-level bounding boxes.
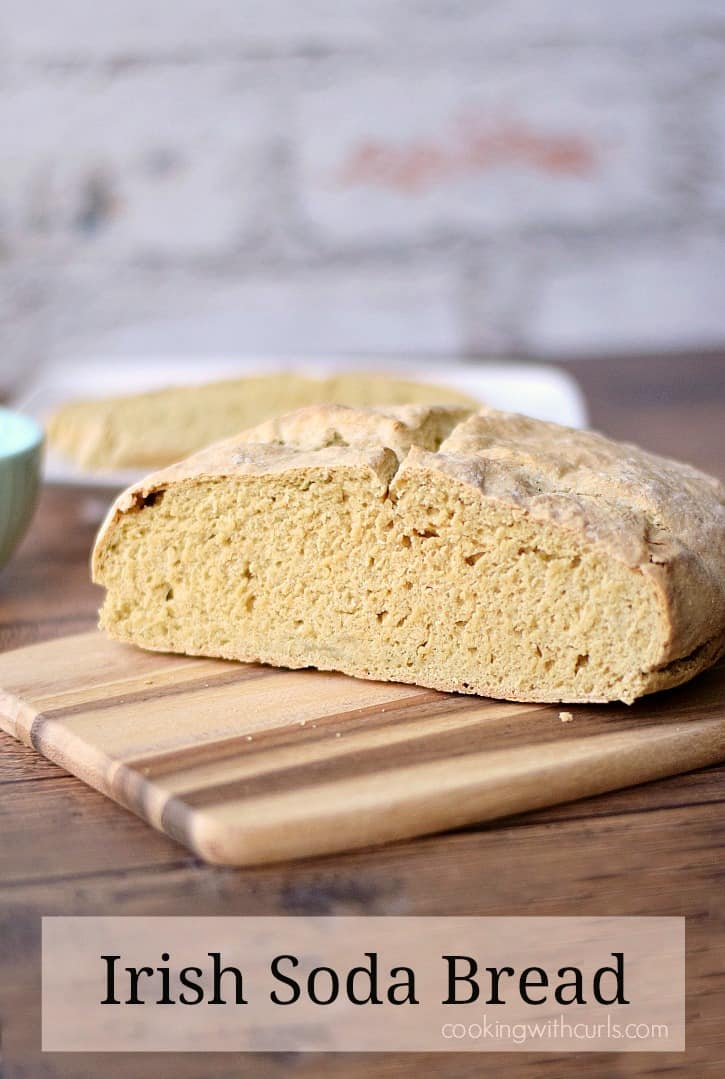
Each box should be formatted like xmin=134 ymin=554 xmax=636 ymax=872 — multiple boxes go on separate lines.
xmin=0 ymin=632 xmax=723 ymax=865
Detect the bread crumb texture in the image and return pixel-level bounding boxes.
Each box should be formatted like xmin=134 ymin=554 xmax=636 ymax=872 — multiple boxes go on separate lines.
xmin=92 ymin=404 xmax=725 ymax=704
xmin=47 ymin=371 xmax=478 ymax=470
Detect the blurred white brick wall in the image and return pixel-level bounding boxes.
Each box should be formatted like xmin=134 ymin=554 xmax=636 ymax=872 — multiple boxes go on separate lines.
xmin=1 ymin=0 xmax=724 ymax=390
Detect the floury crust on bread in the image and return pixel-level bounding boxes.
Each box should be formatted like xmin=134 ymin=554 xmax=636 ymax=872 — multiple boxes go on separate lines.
xmin=92 ymin=404 xmax=725 ymax=704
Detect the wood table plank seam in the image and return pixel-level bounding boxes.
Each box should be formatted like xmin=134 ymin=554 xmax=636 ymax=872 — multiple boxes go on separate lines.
xmin=471 ymin=793 xmax=725 ymax=829
xmin=0 ymin=772 xmax=69 ymax=787
xmin=0 ymin=856 xmax=203 ymax=892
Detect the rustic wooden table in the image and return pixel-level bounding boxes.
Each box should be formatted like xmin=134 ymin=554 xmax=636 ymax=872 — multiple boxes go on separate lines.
xmin=1 ymin=356 xmax=723 ymax=1078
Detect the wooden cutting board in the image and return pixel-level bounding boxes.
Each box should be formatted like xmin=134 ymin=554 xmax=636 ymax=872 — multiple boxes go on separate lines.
xmin=1 ymin=631 xmax=724 ymax=866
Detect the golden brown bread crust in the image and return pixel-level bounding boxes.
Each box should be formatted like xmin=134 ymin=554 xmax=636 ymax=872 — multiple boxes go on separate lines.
xmin=93 ymin=404 xmax=725 ymax=703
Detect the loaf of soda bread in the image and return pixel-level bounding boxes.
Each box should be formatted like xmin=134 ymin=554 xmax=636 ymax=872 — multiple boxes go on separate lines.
xmin=92 ymin=404 xmax=725 ymax=704
xmin=47 ymin=371 xmax=478 ymax=470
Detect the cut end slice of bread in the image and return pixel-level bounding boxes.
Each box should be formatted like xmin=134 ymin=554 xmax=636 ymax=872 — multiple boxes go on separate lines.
xmin=92 ymin=403 xmax=725 ymax=704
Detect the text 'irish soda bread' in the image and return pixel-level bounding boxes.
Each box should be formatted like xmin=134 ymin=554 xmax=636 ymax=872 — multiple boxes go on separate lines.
xmin=92 ymin=405 xmax=725 ymax=704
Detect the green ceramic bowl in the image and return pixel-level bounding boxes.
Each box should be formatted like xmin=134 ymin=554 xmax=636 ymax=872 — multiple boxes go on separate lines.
xmin=0 ymin=407 xmax=43 ymax=570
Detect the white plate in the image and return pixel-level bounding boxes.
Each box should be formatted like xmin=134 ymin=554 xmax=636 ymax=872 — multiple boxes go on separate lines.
xmin=17 ymin=356 xmax=588 ymax=490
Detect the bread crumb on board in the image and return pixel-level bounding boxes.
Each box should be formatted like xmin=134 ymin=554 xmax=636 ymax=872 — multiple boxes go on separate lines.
xmin=559 ymin=711 xmax=574 ymax=723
